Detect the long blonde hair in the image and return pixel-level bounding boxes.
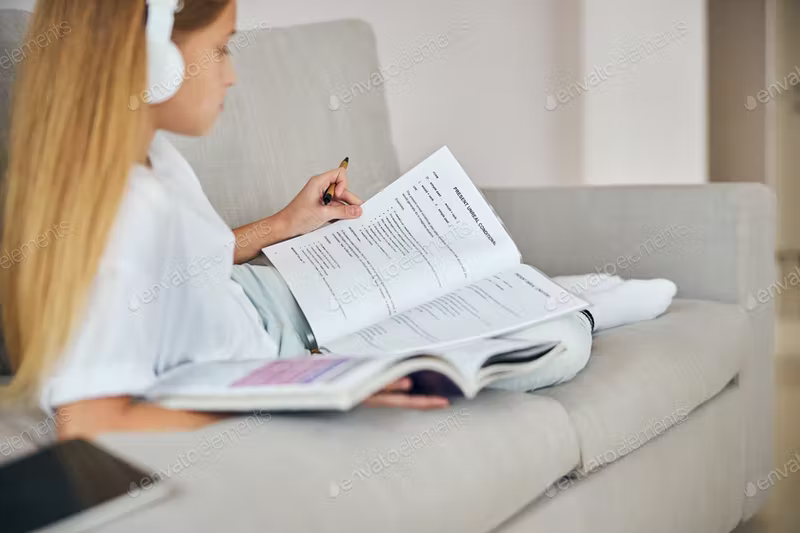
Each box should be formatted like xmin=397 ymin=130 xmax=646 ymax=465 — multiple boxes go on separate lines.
xmin=0 ymin=0 xmax=229 ymax=402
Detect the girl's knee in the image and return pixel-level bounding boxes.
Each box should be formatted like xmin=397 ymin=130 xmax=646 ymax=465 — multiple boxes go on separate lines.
xmin=553 ymin=314 xmax=593 ymax=383
xmin=487 ymin=314 xmax=593 ymax=392
xmin=557 ymin=337 xmax=591 ymax=385
xmin=520 ymin=313 xmax=592 ymax=387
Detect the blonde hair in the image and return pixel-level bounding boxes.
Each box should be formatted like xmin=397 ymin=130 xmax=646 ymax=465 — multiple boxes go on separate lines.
xmin=0 ymin=0 xmax=229 ymax=403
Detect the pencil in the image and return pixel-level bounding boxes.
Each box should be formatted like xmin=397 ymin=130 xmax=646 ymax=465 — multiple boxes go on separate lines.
xmin=323 ymin=157 xmax=349 ymax=205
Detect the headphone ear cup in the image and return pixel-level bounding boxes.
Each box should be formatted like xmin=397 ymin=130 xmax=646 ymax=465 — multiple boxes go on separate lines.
xmin=145 ymin=40 xmax=185 ymax=104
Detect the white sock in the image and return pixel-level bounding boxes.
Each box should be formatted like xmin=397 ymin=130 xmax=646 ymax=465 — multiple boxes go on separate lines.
xmin=582 ymin=279 xmax=677 ymax=332
xmin=554 ymin=273 xmax=624 ymax=296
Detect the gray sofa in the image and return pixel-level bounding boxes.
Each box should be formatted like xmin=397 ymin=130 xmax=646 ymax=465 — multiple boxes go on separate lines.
xmin=0 ymin=12 xmax=775 ymax=533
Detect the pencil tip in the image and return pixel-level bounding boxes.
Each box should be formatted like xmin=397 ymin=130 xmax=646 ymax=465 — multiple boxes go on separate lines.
xmin=344 ymin=157 xmax=349 ymax=163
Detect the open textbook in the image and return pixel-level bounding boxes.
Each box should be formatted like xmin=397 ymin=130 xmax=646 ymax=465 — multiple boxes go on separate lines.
xmin=146 ymin=337 xmax=563 ymax=411
xmin=263 ymin=146 xmax=588 ymax=356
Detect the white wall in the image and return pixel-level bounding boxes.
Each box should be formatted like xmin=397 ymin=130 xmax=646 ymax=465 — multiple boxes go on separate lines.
xmin=7 ymin=0 xmax=708 ymax=188
xmin=242 ymin=0 xmax=707 ymax=187
xmin=708 ymin=0 xmax=769 ymax=185
xmin=775 ymin=0 xmax=800 ymax=250
xmin=580 ymin=0 xmax=707 ymax=185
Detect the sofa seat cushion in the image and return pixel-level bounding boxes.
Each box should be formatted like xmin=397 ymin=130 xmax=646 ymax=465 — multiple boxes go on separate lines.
xmin=97 ymin=391 xmax=579 ymax=533
xmin=537 ymin=299 xmax=748 ymax=473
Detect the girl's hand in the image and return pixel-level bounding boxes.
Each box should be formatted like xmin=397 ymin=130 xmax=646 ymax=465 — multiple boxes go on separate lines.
xmin=362 ymin=378 xmax=450 ymax=409
xmin=276 ymin=167 xmax=364 ymax=239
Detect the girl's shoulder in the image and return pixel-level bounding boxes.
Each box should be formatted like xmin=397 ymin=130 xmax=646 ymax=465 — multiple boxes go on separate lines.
xmin=99 ymin=165 xmax=175 ymax=276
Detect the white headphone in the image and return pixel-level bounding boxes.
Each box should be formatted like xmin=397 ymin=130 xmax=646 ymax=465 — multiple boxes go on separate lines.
xmin=144 ymin=0 xmax=185 ymax=104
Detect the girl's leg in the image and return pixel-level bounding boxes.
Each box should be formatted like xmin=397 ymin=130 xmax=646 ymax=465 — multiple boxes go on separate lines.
xmin=553 ymin=273 xmax=623 ymax=295
xmin=231 ymin=264 xmax=316 ymax=357
xmin=487 ymin=311 xmax=594 ymax=393
xmin=486 ymin=275 xmax=676 ymax=392
xmin=574 ymin=278 xmax=677 ymax=332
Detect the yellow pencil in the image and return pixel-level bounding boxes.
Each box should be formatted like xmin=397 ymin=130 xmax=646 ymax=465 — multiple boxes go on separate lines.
xmin=323 ymin=157 xmax=349 ymax=205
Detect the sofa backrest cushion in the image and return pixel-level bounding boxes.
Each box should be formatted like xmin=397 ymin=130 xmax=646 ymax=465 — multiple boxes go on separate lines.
xmin=0 ymin=9 xmax=30 ymax=173
xmin=0 ymin=9 xmax=32 ymax=376
xmin=165 ymin=19 xmax=401 ymax=230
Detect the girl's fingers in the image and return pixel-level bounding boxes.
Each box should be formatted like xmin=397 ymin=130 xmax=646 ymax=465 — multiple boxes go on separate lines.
xmin=314 ymin=168 xmax=346 ymax=191
xmin=323 ymin=203 xmax=362 ymax=221
xmin=363 ymin=394 xmax=449 ymax=409
xmin=337 ymin=189 xmax=363 ymax=206
xmin=381 ymin=378 xmax=412 ymax=392
xmin=334 ymin=169 xmax=348 ymax=197
xmin=311 ymin=169 xmax=359 ymax=206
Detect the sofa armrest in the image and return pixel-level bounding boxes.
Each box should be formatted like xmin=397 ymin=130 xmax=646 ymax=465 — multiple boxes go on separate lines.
xmin=483 ymin=183 xmax=776 ymax=520
xmin=482 ymin=184 xmax=776 ymax=307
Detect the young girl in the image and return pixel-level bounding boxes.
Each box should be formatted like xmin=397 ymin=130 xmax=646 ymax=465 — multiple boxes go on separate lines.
xmin=0 ymin=0 xmax=676 ymax=438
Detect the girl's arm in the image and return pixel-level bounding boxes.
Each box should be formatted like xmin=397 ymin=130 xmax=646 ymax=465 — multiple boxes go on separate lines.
xmin=232 ymin=213 xmax=291 ymax=264
xmin=56 ymin=379 xmax=447 ymax=439
xmin=232 ymin=167 xmax=364 ymax=265
xmin=57 ymin=397 xmax=225 ymax=440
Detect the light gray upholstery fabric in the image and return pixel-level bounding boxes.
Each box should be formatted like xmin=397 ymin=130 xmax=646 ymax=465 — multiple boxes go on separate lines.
xmin=0 ymin=407 xmax=59 ymax=467
xmin=498 ymin=385 xmax=745 ymax=533
xmin=538 ymin=299 xmax=746 ymax=473
xmin=482 ymin=184 xmax=775 ymax=306
xmin=483 ymin=184 xmax=776 ymax=518
xmin=97 ymin=392 xmax=580 ymax=533
xmin=0 ymin=9 xmax=30 ymax=165
xmin=166 ymin=20 xmax=400 ymax=231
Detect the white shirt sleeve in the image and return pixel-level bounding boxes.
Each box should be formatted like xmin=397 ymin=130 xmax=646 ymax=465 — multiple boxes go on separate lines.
xmin=40 ymin=264 xmax=162 ymax=412
xmin=39 ymin=173 xmax=171 ymax=413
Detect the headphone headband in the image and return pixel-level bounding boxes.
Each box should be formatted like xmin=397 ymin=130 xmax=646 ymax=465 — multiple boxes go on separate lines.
xmin=146 ymin=0 xmax=179 ymax=42
xmin=144 ymin=0 xmax=185 ymax=104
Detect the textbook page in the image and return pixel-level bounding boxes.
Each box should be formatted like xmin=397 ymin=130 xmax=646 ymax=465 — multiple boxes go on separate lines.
xmin=264 ymin=146 xmax=521 ymax=346
xmin=146 ymin=357 xmax=389 ymax=398
xmin=424 ymin=337 xmax=560 ymax=382
xmin=320 ymin=264 xmax=588 ymax=356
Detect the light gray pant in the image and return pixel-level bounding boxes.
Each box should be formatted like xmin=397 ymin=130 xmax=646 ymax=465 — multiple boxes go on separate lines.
xmin=487 ymin=311 xmax=593 ymax=392
xmin=232 ymin=264 xmax=593 ymax=393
